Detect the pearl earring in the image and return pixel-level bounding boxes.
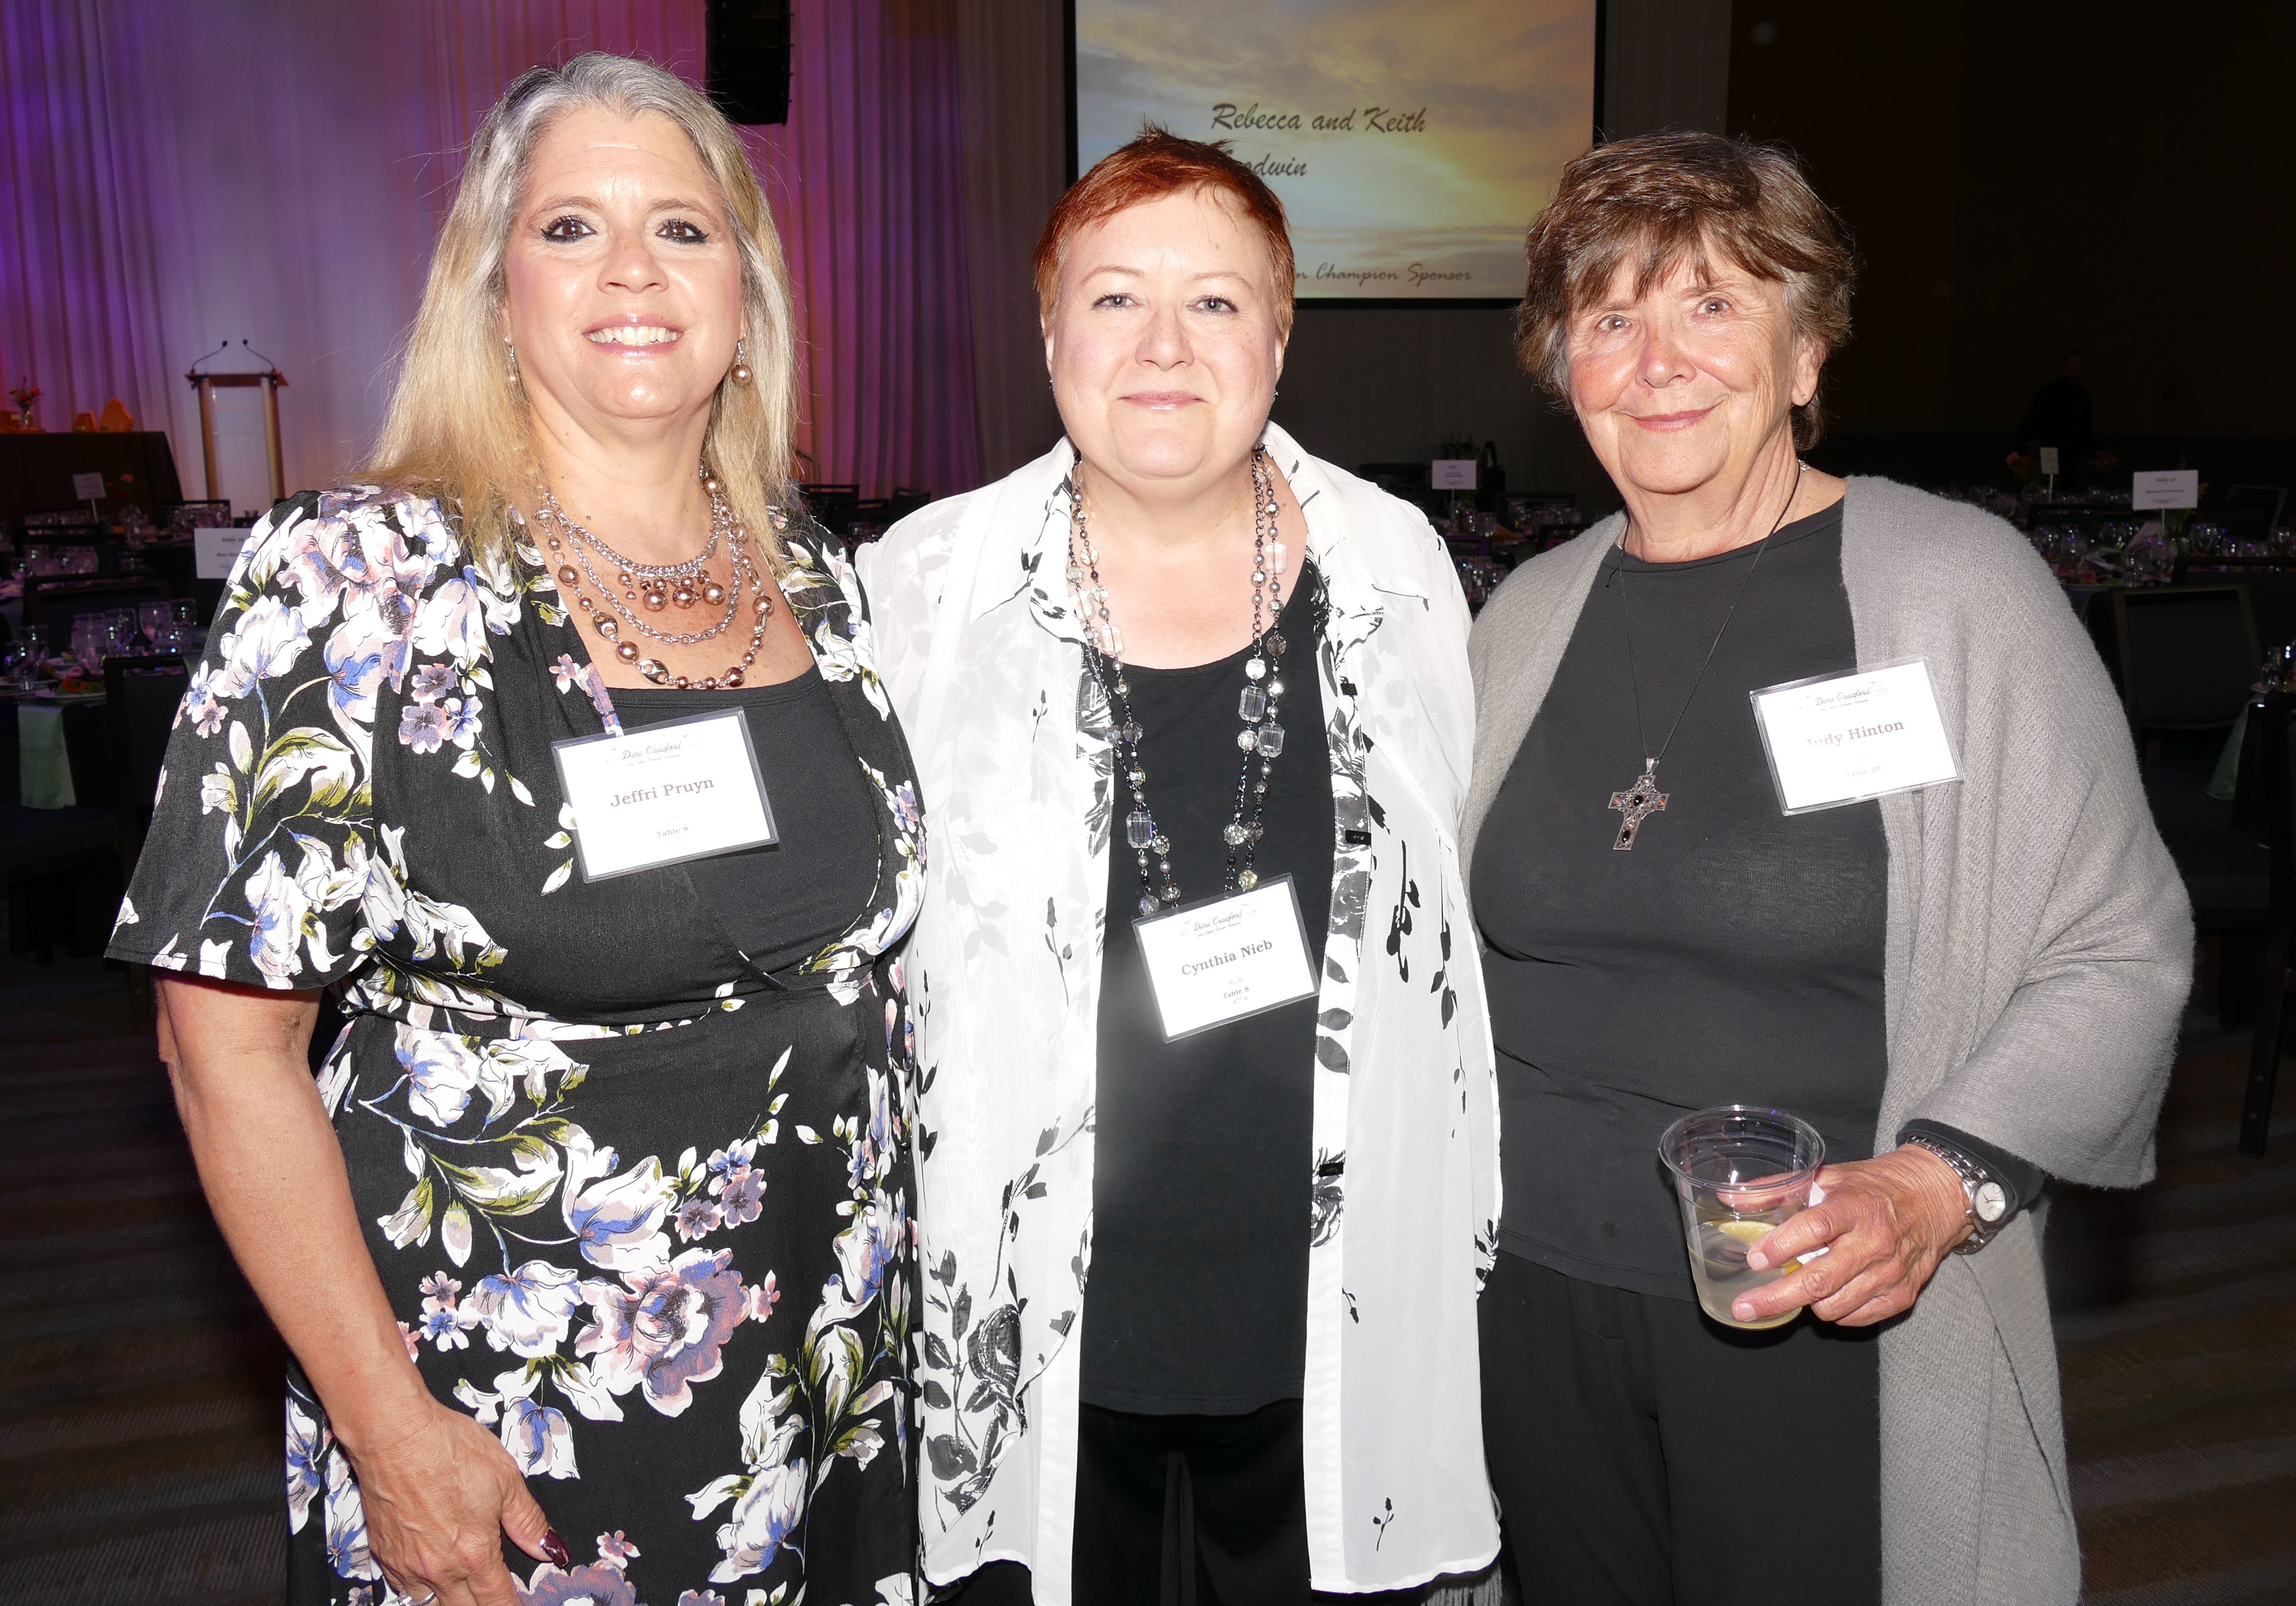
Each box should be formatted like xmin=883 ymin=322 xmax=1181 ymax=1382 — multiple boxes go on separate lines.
xmin=730 ymin=338 xmax=752 ymax=386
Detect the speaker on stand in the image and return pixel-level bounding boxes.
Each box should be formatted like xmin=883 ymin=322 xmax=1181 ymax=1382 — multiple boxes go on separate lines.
xmin=705 ymin=0 xmax=792 ymax=125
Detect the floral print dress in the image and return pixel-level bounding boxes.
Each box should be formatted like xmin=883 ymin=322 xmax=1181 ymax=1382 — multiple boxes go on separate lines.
xmin=108 ymin=487 xmax=925 ymax=1606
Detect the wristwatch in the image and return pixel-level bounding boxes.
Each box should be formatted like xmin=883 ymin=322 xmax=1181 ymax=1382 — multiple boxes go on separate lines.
xmin=1903 ymin=1135 xmax=2012 ymax=1254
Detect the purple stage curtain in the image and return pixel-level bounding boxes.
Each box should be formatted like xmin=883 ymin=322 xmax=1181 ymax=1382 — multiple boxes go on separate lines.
xmin=953 ymin=0 xmax=1066 ymax=482
xmin=744 ymin=2 xmax=984 ymax=498
xmin=0 ymin=0 xmax=989 ymax=506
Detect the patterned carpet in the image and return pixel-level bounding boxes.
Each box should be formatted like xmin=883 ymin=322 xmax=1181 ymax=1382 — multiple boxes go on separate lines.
xmin=0 ymin=953 xmax=2290 ymax=1605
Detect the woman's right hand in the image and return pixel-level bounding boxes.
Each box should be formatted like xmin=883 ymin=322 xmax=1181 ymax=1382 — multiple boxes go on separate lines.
xmin=343 ymin=1397 xmax=566 ymax=1606
xmin=153 ymin=975 xmax=569 ymax=1602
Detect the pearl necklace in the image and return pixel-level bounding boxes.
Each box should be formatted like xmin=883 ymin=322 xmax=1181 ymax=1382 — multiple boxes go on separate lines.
xmin=1068 ymin=444 xmax=1291 ymax=914
xmin=537 ymin=466 xmax=775 ymax=690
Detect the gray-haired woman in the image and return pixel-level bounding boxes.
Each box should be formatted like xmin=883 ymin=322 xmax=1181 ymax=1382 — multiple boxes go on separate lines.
xmin=107 ymin=56 xmax=921 ymax=1606
xmin=1467 ymin=132 xmax=2189 ymax=1605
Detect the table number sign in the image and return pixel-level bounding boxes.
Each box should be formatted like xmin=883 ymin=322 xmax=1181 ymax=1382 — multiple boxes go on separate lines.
xmin=1430 ymin=459 xmax=1477 ymax=490
xmin=71 ymin=471 xmax=107 ymax=501
xmin=193 ymin=525 xmax=249 ymax=579
xmin=2131 ymin=469 xmax=2200 ymax=511
xmin=1750 ymin=657 xmax=1959 ymax=815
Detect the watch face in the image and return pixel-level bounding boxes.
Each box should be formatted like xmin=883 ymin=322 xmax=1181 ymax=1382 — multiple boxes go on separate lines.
xmin=1975 ymin=1181 xmax=2009 ymax=1224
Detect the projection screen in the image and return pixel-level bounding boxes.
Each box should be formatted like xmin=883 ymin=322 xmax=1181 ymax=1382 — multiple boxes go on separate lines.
xmin=1071 ymin=0 xmax=1600 ymax=304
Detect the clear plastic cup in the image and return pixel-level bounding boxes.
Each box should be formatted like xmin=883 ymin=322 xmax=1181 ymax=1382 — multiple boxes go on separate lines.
xmin=1658 ymin=1105 xmax=1826 ymax=1331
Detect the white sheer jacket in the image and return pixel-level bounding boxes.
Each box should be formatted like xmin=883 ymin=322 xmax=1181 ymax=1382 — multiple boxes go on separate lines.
xmin=858 ymin=424 xmax=1501 ymax=1600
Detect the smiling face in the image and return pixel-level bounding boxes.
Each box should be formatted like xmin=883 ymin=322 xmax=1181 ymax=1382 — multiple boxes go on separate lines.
xmin=1566 ymin=247 xmax=1822 ymax=501
xmin=1045 ymin=187 xmax=1287 ymax=495
xmin=502 ymin=106 xmax=743 ymax=443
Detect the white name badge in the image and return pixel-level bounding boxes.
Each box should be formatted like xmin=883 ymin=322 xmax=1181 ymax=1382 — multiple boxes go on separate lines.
xmin=551 ymin=709 xmax=779 ymax=881
xmin=1750 ymin=657 xmax=1960 ymax=815
xmin=1133 ymin=876 xmax=1320 ymax=1040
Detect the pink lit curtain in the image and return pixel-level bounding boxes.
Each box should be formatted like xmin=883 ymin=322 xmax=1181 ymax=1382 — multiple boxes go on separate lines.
xmin=0 ymin=0 xmax=1031 ymax=503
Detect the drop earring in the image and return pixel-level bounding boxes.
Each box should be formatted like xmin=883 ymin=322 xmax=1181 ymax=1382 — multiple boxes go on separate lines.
xmin=730 ymin=338 xmax=752 ymax=386
xmin=504 ymin=337 xmax=520 ymax=386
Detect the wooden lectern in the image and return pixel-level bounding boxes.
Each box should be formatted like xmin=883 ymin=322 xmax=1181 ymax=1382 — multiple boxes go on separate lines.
xmin=186 ymin=367 xmax=287 ymax=505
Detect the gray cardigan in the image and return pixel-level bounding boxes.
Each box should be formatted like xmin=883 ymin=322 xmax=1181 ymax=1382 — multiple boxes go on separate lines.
xmin=1463 ymin=477 xmax=2191 ymax=1605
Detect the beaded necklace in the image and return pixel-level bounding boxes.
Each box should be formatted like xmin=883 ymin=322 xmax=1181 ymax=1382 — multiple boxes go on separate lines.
xmin=1068 ymin=444 xmax=1293 ymax=915
xmin=535 ymin=465 xmax=775 ymax=690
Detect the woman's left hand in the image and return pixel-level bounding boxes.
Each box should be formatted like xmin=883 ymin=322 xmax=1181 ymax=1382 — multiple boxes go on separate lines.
xmin=1732 ymin=1146 xmax=1973 ymax=1328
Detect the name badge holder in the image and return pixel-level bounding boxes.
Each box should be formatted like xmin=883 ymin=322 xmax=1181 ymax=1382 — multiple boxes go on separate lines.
xmin=552 ymin=707 xmax=779 ymax=882
xmin=1749 ymin=656 xmax=1960 ymax=816
xmin=1132 ymin=874 xmax=1321 ymax=1041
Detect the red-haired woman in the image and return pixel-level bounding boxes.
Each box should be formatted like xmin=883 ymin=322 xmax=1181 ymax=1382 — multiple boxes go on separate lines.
xmin=860 ymin=130 xmax=1497 ymax=1604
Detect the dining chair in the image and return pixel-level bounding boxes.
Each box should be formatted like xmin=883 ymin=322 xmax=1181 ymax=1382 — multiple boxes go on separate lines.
xmin=2221 ymin=485 xmax=2288 ymax=550
xmin=2239 ymin=693 xmax=2296 ymax=1155
xmin=797 ymin=483 xmax=861 ymax=538
xmin=2112 ymin=586 xmax=2260 ymax=752
xmin=0 ymin=697 xmax=117 ymax=963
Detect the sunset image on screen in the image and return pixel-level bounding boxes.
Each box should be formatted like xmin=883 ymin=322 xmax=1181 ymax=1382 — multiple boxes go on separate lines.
xmin=1075 ymin=0 xmax=1599 ymax=300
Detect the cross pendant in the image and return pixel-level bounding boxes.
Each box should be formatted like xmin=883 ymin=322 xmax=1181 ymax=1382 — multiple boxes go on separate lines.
xmin=1608 ymin=762 xmax=1668 ymax=851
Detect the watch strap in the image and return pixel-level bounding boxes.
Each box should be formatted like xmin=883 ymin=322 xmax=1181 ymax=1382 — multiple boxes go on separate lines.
xmin=1903 ymin=1134 xmax=2008 ymax=1254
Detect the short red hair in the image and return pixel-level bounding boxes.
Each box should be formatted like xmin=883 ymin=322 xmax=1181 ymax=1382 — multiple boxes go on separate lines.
xmin=1031 ymin=126 xmax=1296 ymax=338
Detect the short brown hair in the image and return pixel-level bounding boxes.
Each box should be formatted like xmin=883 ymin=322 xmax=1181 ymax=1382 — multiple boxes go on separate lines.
xmin=1031 ymin=127 xmax=1297 ymax=339
xmin=1517 ymin=131 xmax=1855 ymax=449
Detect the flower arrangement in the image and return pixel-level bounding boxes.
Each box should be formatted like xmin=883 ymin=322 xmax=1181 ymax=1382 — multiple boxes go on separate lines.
xmin=7 ymin=379 xmax=41 ymax=428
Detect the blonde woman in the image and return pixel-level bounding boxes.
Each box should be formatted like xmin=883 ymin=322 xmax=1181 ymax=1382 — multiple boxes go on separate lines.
xmin=108 ymin=56 xmax=921 ymax=1606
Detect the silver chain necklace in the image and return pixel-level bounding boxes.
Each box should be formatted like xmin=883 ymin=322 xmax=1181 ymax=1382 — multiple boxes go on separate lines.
xmin=1606 ymin=462 xmax=1804 ymax=850
xmin=1068 ymin=444 xmax=1292 ymax=913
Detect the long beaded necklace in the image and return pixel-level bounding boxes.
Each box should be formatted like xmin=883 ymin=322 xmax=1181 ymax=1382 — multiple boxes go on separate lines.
xmin=1069 ymin=443 xmax=1292 ymax=916
xmin=534 ymin=465 xmax=775 ymax=690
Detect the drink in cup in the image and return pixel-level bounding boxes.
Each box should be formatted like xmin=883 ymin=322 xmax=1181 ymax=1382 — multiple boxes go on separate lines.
xmin=1658 ymin=1105 xmax=1826 ymax=1331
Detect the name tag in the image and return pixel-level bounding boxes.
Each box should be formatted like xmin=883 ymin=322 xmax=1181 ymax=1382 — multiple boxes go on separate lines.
xmin=1132 ymin=877 xmax=1320 ymax=1040
xmin=551 ymin=709 xmax=779 ymax=881
xmin=1750 ymin=658 xmax=1959 ymax=815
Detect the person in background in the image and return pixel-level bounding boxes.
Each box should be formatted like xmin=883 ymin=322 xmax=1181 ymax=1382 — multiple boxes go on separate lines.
xmin=107 ymin=54 xmax=921 ymax=1606
xmin=2017 ymin=348 xmax=2097 ymax=488
xmin=1474 ymin=439 xmax=1508 ymax=515
xmin=861 ymin=129 xmax=1497 ymax=1605
xmin=1467 ymin=132 xmax=2189 ymax=1606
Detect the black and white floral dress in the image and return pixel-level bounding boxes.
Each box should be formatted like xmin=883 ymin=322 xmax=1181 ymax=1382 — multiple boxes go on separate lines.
xmin=108 ymin=487 xmax=924 ymax=1606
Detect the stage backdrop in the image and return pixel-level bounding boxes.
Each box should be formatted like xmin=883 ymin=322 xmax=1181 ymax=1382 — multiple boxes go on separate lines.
xmin=1074 ymin=0 xmax=1597 ymax=302
xmin=0 ymin=0 xmax=987 ymax=507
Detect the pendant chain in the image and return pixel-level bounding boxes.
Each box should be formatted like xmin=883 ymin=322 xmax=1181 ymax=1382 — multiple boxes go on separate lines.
xmin=1068 ymin=444 xmax=1293 ymax=915
xmin=1605 ymin=463 xmax=1805 ymax=850
xmin=1617 ymin=462 xmax=1807 ymax=773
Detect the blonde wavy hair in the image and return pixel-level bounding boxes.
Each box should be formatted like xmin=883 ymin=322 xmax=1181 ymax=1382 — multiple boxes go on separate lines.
xmin=363 ymin=53 xmax=800 ymax=569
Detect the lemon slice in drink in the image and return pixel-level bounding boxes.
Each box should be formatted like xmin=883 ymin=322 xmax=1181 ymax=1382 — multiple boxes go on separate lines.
xmin=1714 ymin=1218 xmax=1800 ymax=1271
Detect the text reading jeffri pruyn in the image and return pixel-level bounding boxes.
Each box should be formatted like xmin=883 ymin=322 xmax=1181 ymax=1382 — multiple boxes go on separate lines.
xmin=611 ymin=778 xmax=716 ymax=807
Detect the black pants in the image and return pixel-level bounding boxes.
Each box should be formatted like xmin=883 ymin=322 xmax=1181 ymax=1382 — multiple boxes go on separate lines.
xmin=943 ymin=1399 xmax=1419 ymax=1606
xmin=1479 ymin=1252 xmax=1881 ymax=1606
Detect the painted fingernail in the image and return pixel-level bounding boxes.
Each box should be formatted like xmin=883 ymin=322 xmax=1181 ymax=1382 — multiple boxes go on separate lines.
xmin=544 ymin=1529 xmax=571 ymax=1568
